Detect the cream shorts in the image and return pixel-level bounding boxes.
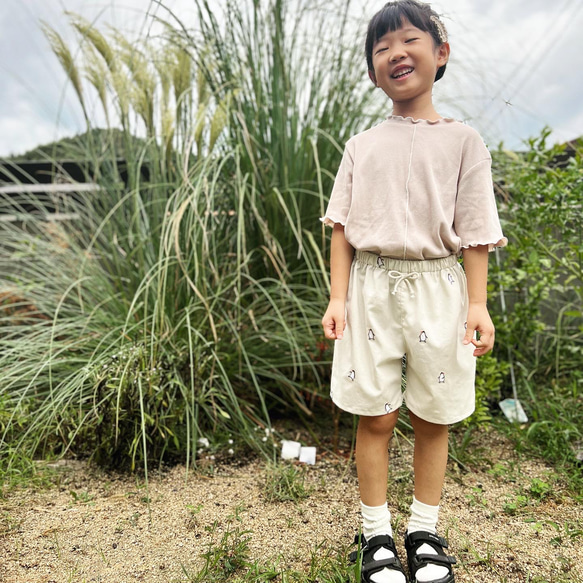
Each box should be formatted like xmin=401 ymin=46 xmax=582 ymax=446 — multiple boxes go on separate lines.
xmin=330 ymin=250 xmax=476 ymax=425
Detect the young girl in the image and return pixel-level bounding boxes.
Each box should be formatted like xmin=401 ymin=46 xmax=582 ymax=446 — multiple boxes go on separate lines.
xmin=321 ymin=2 xmax=507 ymax=582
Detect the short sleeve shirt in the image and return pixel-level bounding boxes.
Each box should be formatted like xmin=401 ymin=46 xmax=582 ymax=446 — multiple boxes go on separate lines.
xmin=321 ymin=115 xmax=507 ymax=260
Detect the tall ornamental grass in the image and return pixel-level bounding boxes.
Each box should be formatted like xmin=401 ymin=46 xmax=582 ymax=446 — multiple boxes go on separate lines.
xmin=0 ymin=0 xmax=383 ymax=477
xmin=1 ymin=152 xmax=322 ymax=472
xmin=171 ymin=0 xmax=382 ymax=272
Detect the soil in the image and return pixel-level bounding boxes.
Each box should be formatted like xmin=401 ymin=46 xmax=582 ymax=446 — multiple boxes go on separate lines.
xmin=0 ymin=429 xmax=582 ymax=583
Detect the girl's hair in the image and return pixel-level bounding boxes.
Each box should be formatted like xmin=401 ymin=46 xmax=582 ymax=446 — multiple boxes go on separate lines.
xmin=365 ymin=0 xmax=448 ymax=82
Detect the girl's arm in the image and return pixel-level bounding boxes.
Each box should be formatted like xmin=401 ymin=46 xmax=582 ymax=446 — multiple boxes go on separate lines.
xmin=462 ymin=245 xmax=495 ymax=356
xmin=322 ymin=223 xmax=355 ymax=340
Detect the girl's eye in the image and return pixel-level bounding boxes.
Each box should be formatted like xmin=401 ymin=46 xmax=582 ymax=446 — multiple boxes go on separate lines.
xmin=375 ymin=47 xmax=388 ymax=54
xmin=405 ymin=38 xmax=419 ymax=43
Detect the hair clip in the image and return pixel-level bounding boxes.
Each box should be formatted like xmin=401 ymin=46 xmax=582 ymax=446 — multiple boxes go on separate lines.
xmin=430 ymin=15 xmax=448 ymax=44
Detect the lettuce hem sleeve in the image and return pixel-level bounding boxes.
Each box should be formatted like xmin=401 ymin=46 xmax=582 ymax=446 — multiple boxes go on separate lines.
xmin=320 ymin=215 xmax=347 ymax=228
xmin=460 ymin=236 xmax=508 ymax=252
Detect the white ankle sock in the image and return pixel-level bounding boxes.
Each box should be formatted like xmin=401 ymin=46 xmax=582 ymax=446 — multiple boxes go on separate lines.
xmin=360 ymin=502 xmax=405 ymax=583
xmin=361 ymin=501 xmax=393 ymax=540
xmin=407 ymin=496 xmax=449 ymax=583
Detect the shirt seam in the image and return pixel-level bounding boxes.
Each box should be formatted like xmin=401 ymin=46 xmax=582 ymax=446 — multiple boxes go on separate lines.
xmin=402 ymin=124 xmax=417 ymax=260
xmin=459 ymin=157 xmax=490 ymax=182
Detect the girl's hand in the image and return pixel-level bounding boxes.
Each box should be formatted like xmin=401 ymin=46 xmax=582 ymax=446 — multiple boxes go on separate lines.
xmin=463 ymin=302 xmax=495 ymax=356
xmin=322 ymin=298 xmax=346 ymax=340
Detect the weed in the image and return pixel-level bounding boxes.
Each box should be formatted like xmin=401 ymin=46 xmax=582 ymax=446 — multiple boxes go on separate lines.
xmin=388 ymin=468 xmax=413 ymax=514
xmin=69 ymin=490 xmax=94 ymax=505
xmin=0 ymin=510 xmax=21 ymax=537
xmin=487 ymin=461 xmax=519 ymax=484
xmin=502 ymin=494 xmax=529 ymax=515
xmin=187 ymin=503 xmax=204 ymax=516
xmin=186 ymin=503 xmax=204 ymax=532
xmin=183 ymin=519 xmax=252 ymax=582
xmin=466 ymin=484 xmax=488 ymax=508
xmin=227 ymin=503 xmax=247 ymax=522
xmin=263 ymin=462 xmax=312 ymax=503
xmin=529 ymin=477 xmax=552 ymax=500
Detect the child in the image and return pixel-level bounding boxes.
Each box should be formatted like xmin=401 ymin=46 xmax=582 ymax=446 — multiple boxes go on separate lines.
xmin=321 ymin=1 xmax=507 ymax=582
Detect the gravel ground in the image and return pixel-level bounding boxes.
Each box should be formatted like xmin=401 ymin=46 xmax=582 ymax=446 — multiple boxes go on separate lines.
xmin=1 ymin=429 xmax=582 ymax=583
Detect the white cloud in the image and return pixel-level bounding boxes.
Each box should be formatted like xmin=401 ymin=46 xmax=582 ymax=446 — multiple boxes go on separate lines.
xmin=0 ymin=98 xmax=81 ymax=158
xmin=549 ymin=107 xmax=583 ymax=146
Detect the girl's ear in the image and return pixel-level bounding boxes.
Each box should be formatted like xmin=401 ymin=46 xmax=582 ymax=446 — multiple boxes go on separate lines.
xmin=368 ymin=69 xmax=378 ymax=86
xmin=437 ymin=42 xmax=450 ymax=67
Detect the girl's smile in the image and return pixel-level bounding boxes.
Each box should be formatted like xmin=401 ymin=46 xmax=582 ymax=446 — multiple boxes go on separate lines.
xmin=391 ymin=65 xmax=414 ymax=80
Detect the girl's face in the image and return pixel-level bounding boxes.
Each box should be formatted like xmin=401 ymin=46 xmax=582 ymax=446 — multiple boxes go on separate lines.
xmin=370 ymin=19 xmax=449 ymax=110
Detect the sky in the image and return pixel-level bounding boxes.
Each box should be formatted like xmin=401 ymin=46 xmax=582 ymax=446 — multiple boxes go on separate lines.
xmin=1 ymin=0 xmax=583 ymax=157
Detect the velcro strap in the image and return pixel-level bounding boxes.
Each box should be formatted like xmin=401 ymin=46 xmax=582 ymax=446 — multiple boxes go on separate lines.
xmin=348 ymin=550 xmax=358 ymax=563
xmin=365 ymin=534 xmax=393 ymax=550
xmin=362 ymin=557 xmax=400 ymax=574
xmin=407 ymin=531 xmax=448 ymax=549
xmin=412 ymin=553 xmax=457 ymax=567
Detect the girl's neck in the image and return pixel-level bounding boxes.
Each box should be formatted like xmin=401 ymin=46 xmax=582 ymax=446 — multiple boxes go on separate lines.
xmin=391 ymin=96 xmax=441 ymax=122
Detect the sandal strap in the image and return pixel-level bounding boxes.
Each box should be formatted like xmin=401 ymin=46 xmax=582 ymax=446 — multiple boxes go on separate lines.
xmin=362 ymin=535 xmax=404 ymax=575
xmin=405 ymin=530 xmax=456 ymax=581
xmin=406 ymin=531 xmax=449 ymax=549
xmin=351 ymin=533 xmax=398 ymax=554
xmin=349 ymin=532 xmax=406 ymax=580
xmin=362 ymin=556 xmax=402 ymax=575
xmin=365 ymin=534 xmax=396 ymax=551
xmin=412 ymin=553 xmax=457 ymax=567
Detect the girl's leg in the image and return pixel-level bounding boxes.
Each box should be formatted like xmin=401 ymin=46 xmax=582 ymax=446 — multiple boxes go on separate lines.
xmin=356 ymin=411 xmax=400 ymax=506
xmin=409 ymin=411 xmax=448 ymax=506
xmin=356 ymin=412 xmax=406 ymax=583
xmin=407 ymin=411 xmax=451 ymax=582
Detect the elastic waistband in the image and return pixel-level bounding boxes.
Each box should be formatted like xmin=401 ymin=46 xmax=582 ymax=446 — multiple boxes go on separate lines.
xmin=355 ymin=250 xmax=458 ymax=273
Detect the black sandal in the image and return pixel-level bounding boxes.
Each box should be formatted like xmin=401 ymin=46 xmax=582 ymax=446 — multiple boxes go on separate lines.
xmin=404 ymin=531 xmax=456 ymax=583
xmin=349 ymin=533 xmax=407 ymax=582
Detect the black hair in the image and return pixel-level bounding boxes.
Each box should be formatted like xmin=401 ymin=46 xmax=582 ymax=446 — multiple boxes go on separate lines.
xmin=365 ymin=0 xmax=448 ymax=82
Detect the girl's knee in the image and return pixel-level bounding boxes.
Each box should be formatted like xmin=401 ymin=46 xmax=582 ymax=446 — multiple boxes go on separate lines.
xmin=358 ymin=411 xmax=399 ymax=437
xmin=409 ymin=411 xmax=449 ymax=438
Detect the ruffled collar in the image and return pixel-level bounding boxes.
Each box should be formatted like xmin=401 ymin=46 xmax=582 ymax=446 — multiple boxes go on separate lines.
xmin=386 ymin=114 xmax=457 ymax=125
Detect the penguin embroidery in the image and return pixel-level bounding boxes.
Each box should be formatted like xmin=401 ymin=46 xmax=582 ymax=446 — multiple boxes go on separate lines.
xmin=368 ymin=329 xmax=376 ymax=341
xmin=377 ymin=256 xmax=385 ymax=268
xmin=385 ymin=403 xmax=392 ymax=414
xmin=347 ymin=370 xmax=356 ymax=382
xmin=419 ymin=331 xmax=428 ymax=343
xmin=438 ymin=372 xmax=446 ymax=383
xmin=447 ymin=273 xmax=455 ymax=285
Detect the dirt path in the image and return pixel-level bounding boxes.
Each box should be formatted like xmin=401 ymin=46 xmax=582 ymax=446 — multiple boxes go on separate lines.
xmin=1 ymin=430 xmax=581 ymax=582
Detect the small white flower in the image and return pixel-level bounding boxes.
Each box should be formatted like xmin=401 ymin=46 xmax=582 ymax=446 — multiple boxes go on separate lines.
xmin=228 ymin=439 xmax=234 ymax=445
xmin=264 ymin=428 xmax=271 ymax=436
xmin=210 ymin=455 xmax=215 ymax=460
xmin=228 ymin=448 xmax=234 ymax=455
xmin=197 ymin=437 xmax=210 ymax=448
xmin=262 ymin=437 xmax=267 ymax=442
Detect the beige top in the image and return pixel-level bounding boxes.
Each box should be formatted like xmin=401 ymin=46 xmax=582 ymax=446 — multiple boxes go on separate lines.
xmin=321 ymin=115 xmax=507 ymax=260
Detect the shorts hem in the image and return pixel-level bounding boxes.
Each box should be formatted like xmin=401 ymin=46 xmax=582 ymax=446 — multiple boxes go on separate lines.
xmin=405 ymin=403 xmax=475 ymax=426
xmin=331 ymin=396 xmax=403 ymax=417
